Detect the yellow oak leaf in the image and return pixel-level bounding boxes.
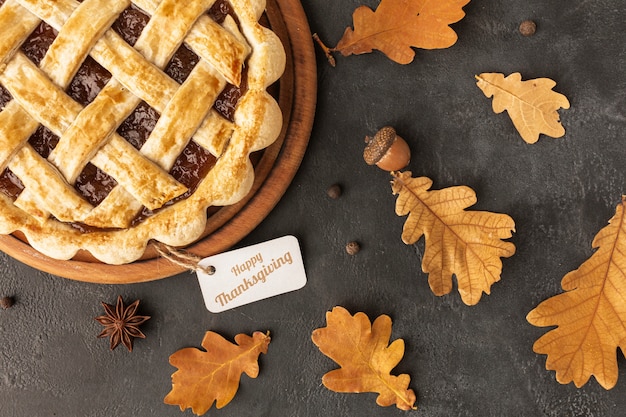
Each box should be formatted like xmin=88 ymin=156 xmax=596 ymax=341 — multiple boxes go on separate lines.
xmin=527 ymin=197 xmax=626 ymax=389
xmin=334 ymin=0 xmax=470 ymax=64
xmin=311 ymin=306 xmax=417 ymax=411
xmin=164 ymin=331 xmax=270 ymax=415
xmin=392 ymin=171 xmax=516 ymax=305
xmin=476 ymin=72 xmax=570 ymax=144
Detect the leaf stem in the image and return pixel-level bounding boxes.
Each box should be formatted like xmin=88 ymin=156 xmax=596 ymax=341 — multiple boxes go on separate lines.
xmin=312 ymin=33 xmax=336 ymax=67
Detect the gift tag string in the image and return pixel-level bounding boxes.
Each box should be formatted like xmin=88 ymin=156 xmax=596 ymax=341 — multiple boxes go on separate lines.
xmin=152 ymin=242 xmax=215 ymax=275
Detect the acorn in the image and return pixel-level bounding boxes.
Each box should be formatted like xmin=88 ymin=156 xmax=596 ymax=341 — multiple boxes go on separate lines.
xmin=363 ymin=126 xmax=411 ymax=171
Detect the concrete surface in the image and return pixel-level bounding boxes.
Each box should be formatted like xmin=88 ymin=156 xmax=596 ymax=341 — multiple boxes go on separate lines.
xmin=3 ymin=0 xmax=626 ymax=416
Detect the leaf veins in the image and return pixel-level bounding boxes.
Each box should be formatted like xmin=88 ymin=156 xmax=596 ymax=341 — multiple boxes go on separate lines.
xmin=311 ymin=306 xmax=417 ymax=410
xmin=164 ymin=330 xmax=270 ymax=415
xmin=333 ymin=0 xmax=470 ymax=64
xmin=527 ymin=197 xmax=626 ymax=389
xmin=392 ymin=171 xmax=516 ymax=305
xmin=476 ymin=72 xmax=570 ymax=143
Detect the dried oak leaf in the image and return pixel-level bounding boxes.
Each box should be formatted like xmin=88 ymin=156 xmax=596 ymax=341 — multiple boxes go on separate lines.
xmin=334 ymin=0 xmax=470 ymax=64
xmin=164 ymin=331 xmax=270 ymax=415
xmin=392 ymin=171 xmax=516 ymax=305
xmin=476 ymin=72 xmax=570 ymax=144
xmin=311 ymin=306 xmax=416 ymax=411
xmin=527 ymin=197 xmax=626 ymax=389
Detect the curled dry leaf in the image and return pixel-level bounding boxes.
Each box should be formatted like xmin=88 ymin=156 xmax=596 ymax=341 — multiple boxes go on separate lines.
xmin=392 ymin=171 xmax=516 ymax=305
xmin=311 ymin=306 xmax=416 ymax=411
xmin=333 ymin=0 xmax=470 ymax=64
xmin=527 ymin=197 xmax=626 ymax=389
xmin=476 ymin=72 xmax=570 ymax=143
xmin=164 ymin=331 xmax=270 ymax=415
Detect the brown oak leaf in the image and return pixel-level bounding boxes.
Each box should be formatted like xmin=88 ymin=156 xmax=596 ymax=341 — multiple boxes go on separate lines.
xmin=476 ymin=72 xmax=570 ymax=144
xmin=311 ymin=306 xmax=416 ymax=411
xmin=527 ymin=197 xmax=626 ymax=389
xmin=333 ymin=0 xmax=470 ymax=64
xmin=392 ymin=171 xmax=516 ymax=305
xmin=164 ymin=331 xmax=270 ymax=415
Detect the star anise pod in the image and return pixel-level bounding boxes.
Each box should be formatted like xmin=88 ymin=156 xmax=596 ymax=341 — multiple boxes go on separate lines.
xmin=95 ymin=295 xmax=150 ymax=352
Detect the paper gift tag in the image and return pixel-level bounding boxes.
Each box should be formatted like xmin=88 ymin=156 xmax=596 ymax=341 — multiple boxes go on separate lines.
xmin=197 ymin=235 xmax=307 ymax=313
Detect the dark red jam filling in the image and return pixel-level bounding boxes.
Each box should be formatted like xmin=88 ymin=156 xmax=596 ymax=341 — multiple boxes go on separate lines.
xmin=74 ymin=163 xmax=119 ymax=207
xmin=170 ymin=141 xmax=218 ymax=190
xmin=165 ymin=45 xmax=200 ymax=85
xmin=131 ymin=141 xmax=217 ymax=226
xmin=0 ymin=86 xmax=11 ymax=111
xmin=116 ymin=101 xmax=160 ymax=150
xmin=19 ymin=20 xmax=57 ymax=66
xmin=67 ymin=56 xmax=112 ymax=107
xmin=0 ymin=169 xmax=23 ymax=200
xmin=111 ymin=5 xmax=150 ymax=46
xmin=215 ymin=66 xmax=248 ymax=122
xmin=28 ymin=125 xmax=59 ymax=159
xmin=0 ymin=0 xmax=247 ymax=227
xmin=208 ymin=0 xmax=235 ymax=24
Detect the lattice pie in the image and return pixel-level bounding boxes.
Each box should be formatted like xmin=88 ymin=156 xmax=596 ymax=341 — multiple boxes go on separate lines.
xmin=0 ymin=0 xmax=285 ymax=264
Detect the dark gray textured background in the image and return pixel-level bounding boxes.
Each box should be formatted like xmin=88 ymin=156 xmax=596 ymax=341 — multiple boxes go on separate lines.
xmin=2 ymin=0 xmax=626 ymax=415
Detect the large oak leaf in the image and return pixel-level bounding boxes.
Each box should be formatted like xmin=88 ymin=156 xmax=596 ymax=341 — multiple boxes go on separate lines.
xmin=311 ymin=306 xmax=416 ymax=410
xmin=392 ymin=171 xmax=516 ymax=305
xmin=527 ymin=197 xmax=626 ymax=389
xmin=476 ymin=72 xmax=570 ymax=143
xmin=335 ymin=0 xmax=470 ymax=64
xmin=164 ymin=331 xmax=270 ymax=415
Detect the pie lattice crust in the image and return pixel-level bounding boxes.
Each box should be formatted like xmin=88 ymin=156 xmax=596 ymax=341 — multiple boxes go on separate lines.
xmin=0 ymin=0 xmax=285 ymax=264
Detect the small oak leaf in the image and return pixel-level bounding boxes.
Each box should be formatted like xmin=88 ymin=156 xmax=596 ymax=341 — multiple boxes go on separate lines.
xmin=311 ymin=306 xmax=417 ymax=411
xmin=392 ymin=171 xmax=516 ymax=305
xmin=527 ymin=197 xmax=626 ymax=389
xmin=334 ymin=0 xmax=470 ymax=64
xmin=164 ymin=331 xmax=270 ymax=415
xmin=476 ymin=72 xmax=570 ymax=143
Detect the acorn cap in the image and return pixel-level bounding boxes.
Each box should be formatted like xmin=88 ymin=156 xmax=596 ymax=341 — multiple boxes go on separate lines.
xmin=363 ymin=126 xmax=396 ymax=165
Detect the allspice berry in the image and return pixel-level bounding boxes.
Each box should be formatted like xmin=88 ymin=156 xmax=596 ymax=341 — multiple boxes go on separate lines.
xmin=363 ymin=126 xmax=411 ymax=172
xmin=345 ymin=241 xmax=360 ymax=255
xmin=0 ymin=296 xmax=14 ymax=309
xmin=326 ymin=183 xmax=342 ymax=199
xmin=519 ymin=20 xmax=536 ymax=37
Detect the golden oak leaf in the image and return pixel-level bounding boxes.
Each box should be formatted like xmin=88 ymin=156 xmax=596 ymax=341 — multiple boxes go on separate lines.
xmin=391 ymin=171 xmax=516 ymax=305
xmin=311 ymin=306 xmax=416 ymax=411
xmin=476 ymin=72 xmax=570 ymax=144
xmin=164 ymin=331 xmax=270 ymax=415
xmin=334 ymin=0 xmax=470 ymax=64
xmin=527 ymin=197 xmax=626 ymax=389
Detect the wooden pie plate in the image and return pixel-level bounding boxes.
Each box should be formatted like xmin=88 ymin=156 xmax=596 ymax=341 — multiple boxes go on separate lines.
xmin=0 ymin=0 xmax=316 ymax=283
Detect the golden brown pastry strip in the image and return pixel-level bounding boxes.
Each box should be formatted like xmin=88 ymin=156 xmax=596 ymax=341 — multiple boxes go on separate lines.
xmin=1 ymin=53 xmax=187 ymax=216
xmin=133 ymin=0 xmax=249 ymax=85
